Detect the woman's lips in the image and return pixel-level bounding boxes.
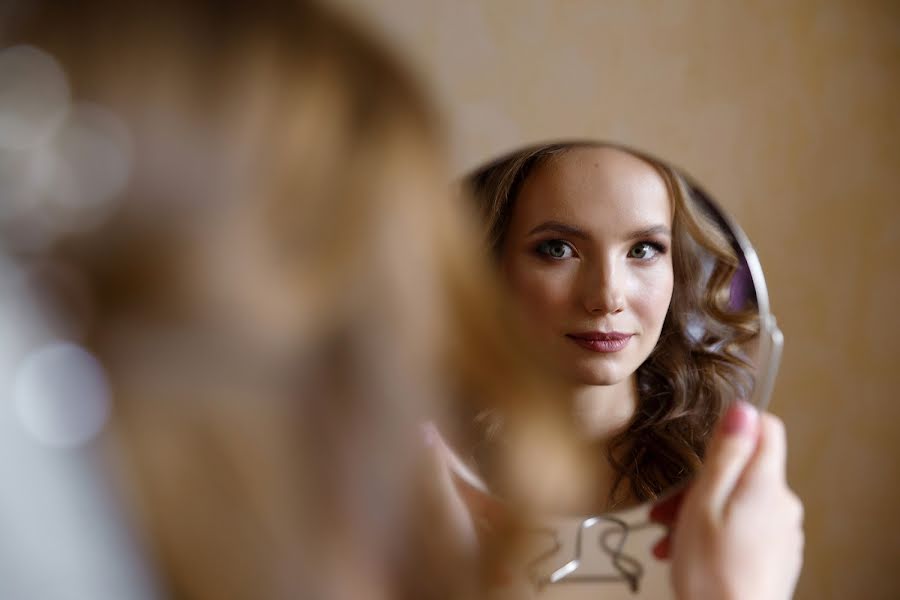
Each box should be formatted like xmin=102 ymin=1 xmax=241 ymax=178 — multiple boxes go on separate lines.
xmin=566 ymin=331 xmax=633 ymax=353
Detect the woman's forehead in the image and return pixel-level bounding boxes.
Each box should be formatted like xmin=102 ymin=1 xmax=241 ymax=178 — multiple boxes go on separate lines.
xmin=514 ymin=146 xmax=672 ymax=231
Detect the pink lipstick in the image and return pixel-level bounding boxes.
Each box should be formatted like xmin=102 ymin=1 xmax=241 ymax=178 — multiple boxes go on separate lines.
xmin=567 ymin=331 xmax=633 ymax=353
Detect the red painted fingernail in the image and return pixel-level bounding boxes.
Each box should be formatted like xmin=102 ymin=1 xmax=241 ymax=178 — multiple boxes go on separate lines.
xmin=649 ymin=490 xmax=684 ymax=524
xmin=722 ymin=401 xmax=758 ymax=435
xmin=652 ymin=536 xmax=671 ymax=560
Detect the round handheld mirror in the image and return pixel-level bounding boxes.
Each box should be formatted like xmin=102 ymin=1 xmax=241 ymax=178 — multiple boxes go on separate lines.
xmin=436 ymin=141 xmax=783 ymax=595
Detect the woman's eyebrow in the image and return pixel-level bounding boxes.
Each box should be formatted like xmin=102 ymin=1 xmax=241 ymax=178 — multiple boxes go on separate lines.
xmin=627 ymin=225 xmax=671 ymax=239
xmin=526 ymin=220 xmax=590 ymax=239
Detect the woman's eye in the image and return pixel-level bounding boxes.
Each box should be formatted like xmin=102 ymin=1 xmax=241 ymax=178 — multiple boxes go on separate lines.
xmin=628 ymin=242 xmax=663 ymax=260
xmin=536 ymin=240 xmax=574 ymax=259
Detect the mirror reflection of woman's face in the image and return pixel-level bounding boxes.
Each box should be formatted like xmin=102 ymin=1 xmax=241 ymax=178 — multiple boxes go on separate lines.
xmin=499 ymin=146 xmax=674 ymax=387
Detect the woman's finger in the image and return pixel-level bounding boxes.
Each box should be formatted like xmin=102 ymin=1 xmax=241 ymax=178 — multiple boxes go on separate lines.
xmin=730 ymin=412 xmax=788 ymax=508
xmin=689 ymin=401 xmax=760 ymax=518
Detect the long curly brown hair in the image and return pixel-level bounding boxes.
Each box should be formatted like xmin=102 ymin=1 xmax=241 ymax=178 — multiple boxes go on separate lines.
xmin=465 ymin=141 xmax=759 ymax=507
xmin=8 ymin=3 xmax=594 ymax=596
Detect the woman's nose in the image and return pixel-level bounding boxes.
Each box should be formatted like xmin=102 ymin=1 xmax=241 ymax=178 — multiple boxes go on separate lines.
xmin=580 ymin=262 xmax=625 ymax=315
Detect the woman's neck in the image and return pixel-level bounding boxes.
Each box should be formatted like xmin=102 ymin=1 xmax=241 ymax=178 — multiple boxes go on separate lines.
xmin=570 ymin=376 xmax=639 ymax=511
xmin=571 ymin=375 xmax=638 ymax=443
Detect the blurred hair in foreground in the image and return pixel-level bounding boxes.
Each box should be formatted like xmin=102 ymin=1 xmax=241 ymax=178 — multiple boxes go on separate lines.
xmin=0 ymin=1 xmax=584 ymax=598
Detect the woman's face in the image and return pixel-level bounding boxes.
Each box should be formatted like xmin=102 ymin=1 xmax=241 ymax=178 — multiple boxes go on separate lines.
xmin=499 ymin=146 xmax=674 ymax=386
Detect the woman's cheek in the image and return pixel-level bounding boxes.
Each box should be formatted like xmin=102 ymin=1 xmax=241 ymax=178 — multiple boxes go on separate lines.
xmin=632 ymin=267 xmax=674 ymax=328
xmin=652 ymin=270 xmax=674 ymax=326
xmin=509 ymin=264 xmax=573 ymax=327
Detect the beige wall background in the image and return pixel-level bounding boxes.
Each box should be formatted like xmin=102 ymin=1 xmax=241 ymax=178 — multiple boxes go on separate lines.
xmin=333 ymin=1 xmax=900 ymax=598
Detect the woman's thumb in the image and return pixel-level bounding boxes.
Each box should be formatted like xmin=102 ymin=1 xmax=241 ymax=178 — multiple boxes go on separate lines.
xmin=690 ymin=401 xmax=760 ymax=518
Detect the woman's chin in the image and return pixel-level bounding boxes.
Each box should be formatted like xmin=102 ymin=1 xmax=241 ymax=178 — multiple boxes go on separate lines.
xmin=569 ymin=362 xmax=632 ymax=387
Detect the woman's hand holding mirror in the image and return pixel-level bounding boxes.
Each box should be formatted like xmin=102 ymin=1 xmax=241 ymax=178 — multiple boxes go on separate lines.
xmin=650 ymin=401 xmax=803 ymax=600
